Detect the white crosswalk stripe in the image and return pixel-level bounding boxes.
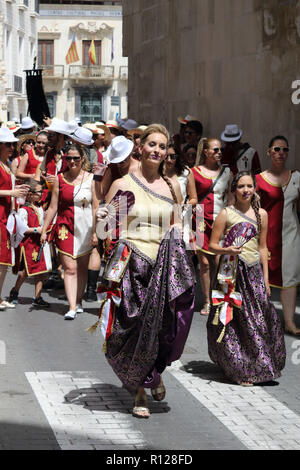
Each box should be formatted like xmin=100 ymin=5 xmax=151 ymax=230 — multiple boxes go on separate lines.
xmin=25 ymin=372 xmax=148 ymax=450
xmin=169 ymin=360 xmax=300 ymax=450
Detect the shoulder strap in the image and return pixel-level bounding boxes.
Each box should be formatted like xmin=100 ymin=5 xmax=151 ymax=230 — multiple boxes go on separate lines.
xmin=235 ymin=144 xmax=250 ymax=163
xmin=198 ymin=165 xmax=228 ymax=204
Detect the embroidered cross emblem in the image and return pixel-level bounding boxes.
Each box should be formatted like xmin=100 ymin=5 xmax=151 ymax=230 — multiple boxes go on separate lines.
xmin=81 ymin=197 xmax=88 ymax=209
xmin=32 ymin=249 xmax=38 ymax=262
xmin=242 ymin=156 xmax=248 ymax=168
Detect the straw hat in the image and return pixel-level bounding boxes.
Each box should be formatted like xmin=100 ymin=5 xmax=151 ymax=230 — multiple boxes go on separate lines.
xmin=106 ymin=120 xmax=122 ymax=131
xmin=127 ymin=128 xmax=143 ymax=138
xmin=6 ymin=121 xmax=21 ymax=134
xmin=106 ymin=136 xmax=134 ymax=164
xmin=16 ymin=134 xmax=36 ymax=154
xmin=177 ymin=114 xmax=199 ymax=125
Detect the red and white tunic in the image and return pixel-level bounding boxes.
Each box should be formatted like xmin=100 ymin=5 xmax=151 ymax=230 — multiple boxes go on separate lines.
xmin=256 ymin=171 xmax=300 ymax=288
xmin=55 ymin=173 xmax=94 ymax=259
xmin=222 ymin=145 xmax=261 ymax=175
xmin=0 ymin=163 xmax=14 ymax=266
xmin=17 ymin=205 xmax=52 ymax=276
xmin=192 ymin=166 xmax=231 ymax=253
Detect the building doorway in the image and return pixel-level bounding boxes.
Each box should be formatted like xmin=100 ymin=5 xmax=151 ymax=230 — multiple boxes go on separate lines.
xmin=80 ymin=93 xmax=102 ymax=123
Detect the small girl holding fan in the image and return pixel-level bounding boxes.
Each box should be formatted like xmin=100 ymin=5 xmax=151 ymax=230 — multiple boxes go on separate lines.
xmin=207 ymin=171 xmax=286 ymax=386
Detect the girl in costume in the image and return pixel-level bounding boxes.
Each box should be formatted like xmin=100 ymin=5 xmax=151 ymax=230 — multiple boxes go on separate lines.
xmin=9 ymin=179 xmax=52 ymax=307
xmin=256 ymin=136 xmax=300 ymax=336
xmin=96 ymin=124 xmax=195 ymax=418
xmin=16 ymin=131 xmax=48 ymax=181
xmin=191 ymin=138 xmax=233 ymax=315
xmin=207 ymin=171 xmax=286 ymax=386
xmin=41 ymin=144 xmax=99 ymax=320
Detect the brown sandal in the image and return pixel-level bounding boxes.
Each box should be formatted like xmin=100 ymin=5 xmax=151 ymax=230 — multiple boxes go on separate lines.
xmin=132 ymin=391 xmax=150 ymax=419
xmin=151 ymin=380 xmax=166 ymax=402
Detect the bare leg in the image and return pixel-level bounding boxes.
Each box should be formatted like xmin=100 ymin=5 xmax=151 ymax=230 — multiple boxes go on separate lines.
xmin=281 ymin=286 xmax=300 ymax=334
xmin=61 ymin=254 xmax=78 ymax=311
xmin=14 ymin=269 xmax=28 ymax=293
xmin=197 ymin=252 xmax=216 ymax=314
xmin=76 ymin=254 xmax=90 ymax=305
xmin=34 ymin=276 xmax=44 ymax=299
xmin=0 ymin=266 xmax=8 ymax=301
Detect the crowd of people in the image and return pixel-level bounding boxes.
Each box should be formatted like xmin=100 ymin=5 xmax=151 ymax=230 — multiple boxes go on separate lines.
xmin=0 ymin=111 xmax=299 ymax=418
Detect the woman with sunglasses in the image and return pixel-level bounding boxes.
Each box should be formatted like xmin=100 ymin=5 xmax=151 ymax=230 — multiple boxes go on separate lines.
xmin=192 ymin=138 xmax=233 ymax=315
xmin=163 ymin=142 xmax=197 ymax=206
xmin=256 ymin=136 xmax=300 ymax=336
xmin=41 ymin=144 xmax=99 ymax=320
xmin=16 ymin=132 xmax=48 ymax=181
xmin=0 ymin=128 xmax=29 ymax=309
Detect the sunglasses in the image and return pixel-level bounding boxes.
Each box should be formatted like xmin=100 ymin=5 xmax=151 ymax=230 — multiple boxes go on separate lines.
xmin=184 ymin=131 xmax=197 ymax=136
xmin=271 ymin=146 xmax=289 ymax=153
xmin=25 ymin=140 xmax=35 ymax=145
xmin=30 ymin=190 xmax=43 ymax=194
xmin=210 ymin=147 xmax=222 ymax=153
xmin=166 ymin=154 xmax=178 ymax=161
xmin=66 ymin=156 xmax=81 ymax=162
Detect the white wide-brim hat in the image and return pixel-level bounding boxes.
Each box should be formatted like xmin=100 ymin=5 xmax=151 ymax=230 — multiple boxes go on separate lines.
xmin=221 ymin=124 xmax=243 ymax=142
xmin=21 ymin=116 xmax=36 ymax=130
xmin=45 ymin=118 xmax=74 ymax=136
xmin=70 ymin=127 xmax=94 ymax=146
xmin=68 ymin=120 xmax=79 ymax=134
xmin=106 ymin=135 xmax=134 ymax=164
xmin=0 ymin=127 xmax=19 ymax=143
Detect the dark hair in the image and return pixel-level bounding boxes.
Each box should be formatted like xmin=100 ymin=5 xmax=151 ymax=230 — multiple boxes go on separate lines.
xmin=185 ymin=120 xmax=203 ymax=137
xmin=168 ymin=139 xmax=187 ymax=176
xmin=268 ymin=135 xmax=289 ymax=148
xmin=231 ymin=171 xmax=261 ymax=232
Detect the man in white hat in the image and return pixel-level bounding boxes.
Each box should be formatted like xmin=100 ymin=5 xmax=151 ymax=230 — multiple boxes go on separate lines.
xmin=18 ymin=116 xmax=36 ymax=136
xmin=82 ymin=124 xmax=111 ymax=165
xmin=220 ymin=124 xmax=261 ymax=175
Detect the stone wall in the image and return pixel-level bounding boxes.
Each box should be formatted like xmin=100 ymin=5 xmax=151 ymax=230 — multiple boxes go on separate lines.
xmin=123 ymin=0 xmax=300 ymax=169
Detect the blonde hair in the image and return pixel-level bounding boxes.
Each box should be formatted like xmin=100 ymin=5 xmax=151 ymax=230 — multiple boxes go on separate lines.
xmin=139 ymin=123 xmax=178 ymax=203
xmin=194 ymin=137 xmax=220 ymax=167
xmin=140 ymin=123 xmax=170 ymax=146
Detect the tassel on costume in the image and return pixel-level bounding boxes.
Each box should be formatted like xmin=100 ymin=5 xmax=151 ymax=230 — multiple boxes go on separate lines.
xmin=212 ymin=307 xmax=220 ymax=326
xmin=86 ymin=320 xmax=100 ymax=334
xmin=217 ymin=326 xmax=226 ymax=343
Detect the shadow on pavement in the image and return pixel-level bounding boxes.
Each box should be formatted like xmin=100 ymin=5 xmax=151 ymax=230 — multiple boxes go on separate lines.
xmin=64 ymin=383 xmax=171 ymax=416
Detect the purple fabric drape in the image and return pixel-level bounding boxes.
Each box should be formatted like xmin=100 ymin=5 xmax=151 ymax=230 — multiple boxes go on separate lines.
xmin=106 ymin=228 xmax=195 ymax=393
xmin=207 ymin=258 xmax=286 ymax=384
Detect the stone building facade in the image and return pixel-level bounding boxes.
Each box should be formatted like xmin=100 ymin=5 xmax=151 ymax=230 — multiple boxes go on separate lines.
xmin=37 ymin=0 xmax=128 ymax=123
xmin=123 ymin=0 xmax=300 ymax=169
xmin=0 ymin=0 xmax=39 ymax=124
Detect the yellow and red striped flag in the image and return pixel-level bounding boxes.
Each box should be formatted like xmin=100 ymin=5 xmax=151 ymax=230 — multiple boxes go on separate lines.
xmin=66 ymin=34 xmax=79 ymax=64
xmin=89 ymin=37 xmax=97 ymax=65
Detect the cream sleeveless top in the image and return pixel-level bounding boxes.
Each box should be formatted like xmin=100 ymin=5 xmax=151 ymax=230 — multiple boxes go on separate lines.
xmin=119 ymin=173 xmax=174 ymax=261
xmin=225 ymin=206 xmax=260 ymax=266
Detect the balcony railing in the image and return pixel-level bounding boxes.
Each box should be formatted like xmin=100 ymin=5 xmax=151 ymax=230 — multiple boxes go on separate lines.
xmin=6 ymin=75 xmax=24 ymax=94
xmin=42 ymin=65 xmax=64 ymax=78
xmin=69 ymin=65 xmax=114 ymax=80
xmin=119 ymin=66 xmax=128 ymax=80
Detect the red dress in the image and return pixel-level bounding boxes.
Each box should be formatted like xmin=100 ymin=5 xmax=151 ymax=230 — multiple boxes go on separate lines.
xmin=256 ymin=171 xmax=300 ymax=288
xmin=0 ymin=163 xmax=14 ymax=266
xmin=55 ymin=173 xmax=94 ymax=259
xmin=192 ymin=166 xmax=231 ymax=253
xmin=23 ymin=149 xmax=42 ymax=176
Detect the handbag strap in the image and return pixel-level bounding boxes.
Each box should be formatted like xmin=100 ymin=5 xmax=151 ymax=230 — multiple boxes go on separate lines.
xmin=198 ymin=165 xmax=228 ymax=204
